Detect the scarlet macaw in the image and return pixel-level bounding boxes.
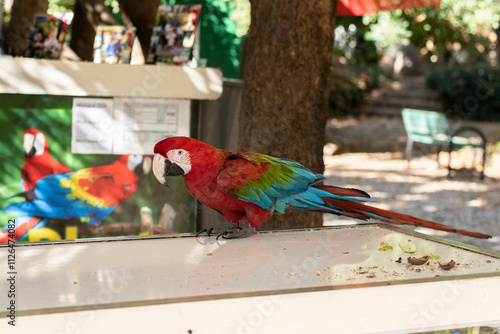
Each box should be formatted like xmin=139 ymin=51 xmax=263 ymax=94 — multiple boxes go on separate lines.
xmin=5 ymin=154 xmax=151 ymax=225
xmin=152 ymin=136 xmax=491 ymax=239
xmin=21 ymin=128 xmax=72 ymax=192
xmin=1 ymin=129 xmax=72 ymax=242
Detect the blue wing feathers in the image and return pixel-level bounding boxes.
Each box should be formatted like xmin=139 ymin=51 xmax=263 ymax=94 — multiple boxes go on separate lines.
xmin=222 ymin=154 xmax=371 ymax=217
xmin=4 ymin=171 xmax=114 ymax=224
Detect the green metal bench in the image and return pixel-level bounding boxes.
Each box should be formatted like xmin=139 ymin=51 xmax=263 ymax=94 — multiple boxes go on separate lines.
xmin=401 ymin=108 xmax=487 ymax=179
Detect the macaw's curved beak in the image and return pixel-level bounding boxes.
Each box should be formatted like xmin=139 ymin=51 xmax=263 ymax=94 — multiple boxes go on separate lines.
xmin=27 ymin=146 xmax=36 ymax=157
xmin=152 ymin=154 xmax=185 ymax=187
xmin=24 ymin=137 xmax=36 ymax=157
xmin=164 ymin=159 xmax=185 ymax=176
xmin=142 ymin=156 xmax=152 ymax=175
xmin=132 ymin=156 xmax=152 ymax=177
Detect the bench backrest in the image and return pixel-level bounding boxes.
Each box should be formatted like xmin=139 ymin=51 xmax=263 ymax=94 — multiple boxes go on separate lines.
xmin=402 ymin=108 xmax=451 ymax=145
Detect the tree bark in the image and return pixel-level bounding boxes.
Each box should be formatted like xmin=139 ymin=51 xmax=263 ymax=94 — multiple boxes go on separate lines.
xmin=239 ymin=0 xmax=337 ymax=230
xmin=117 ymin=0 xmax=160 ymax=61
xmin=0 ymin=0 xmax=3 ymax=52
xmin=70 ymin=0 xmax=118 ymax=61
xmin=4 ymin=0 xmax=47 ymax=56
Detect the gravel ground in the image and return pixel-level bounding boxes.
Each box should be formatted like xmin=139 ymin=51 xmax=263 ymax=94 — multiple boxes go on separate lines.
xmin=323 ymin=117 xmax=500 ymax=253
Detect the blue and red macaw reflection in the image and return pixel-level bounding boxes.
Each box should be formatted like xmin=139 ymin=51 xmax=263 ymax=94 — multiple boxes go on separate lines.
xmin=5 ymin=154 xmax=152 ymax=225
xmin=1 ymin=129 xmax=74 ymax=242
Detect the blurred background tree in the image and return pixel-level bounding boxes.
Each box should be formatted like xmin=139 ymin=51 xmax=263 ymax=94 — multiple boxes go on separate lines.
xmin=329 ymin=0 xmax=500 ymax=118
xmin=2 ymin=0 xmax=499 ymax=77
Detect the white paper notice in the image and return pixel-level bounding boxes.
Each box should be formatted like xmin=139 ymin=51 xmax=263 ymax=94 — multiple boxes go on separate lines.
xmin=71 ymin=98 xmax=114 ymax=154
xmin=113 ymin=98 xmax=190 ymax=155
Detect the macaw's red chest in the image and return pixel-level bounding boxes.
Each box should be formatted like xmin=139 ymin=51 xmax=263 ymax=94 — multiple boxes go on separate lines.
xmin=183 ymin=175 xmax=273 ymax=229
xmin=184 ymin=177 xmax=246 ymax=215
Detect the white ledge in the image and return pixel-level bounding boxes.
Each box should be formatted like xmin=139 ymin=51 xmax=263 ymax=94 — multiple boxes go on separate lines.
xmin=0 ymin=57 xmax=223 ymax=100
xmin=1 ymin=225 xmax=499 ymax=333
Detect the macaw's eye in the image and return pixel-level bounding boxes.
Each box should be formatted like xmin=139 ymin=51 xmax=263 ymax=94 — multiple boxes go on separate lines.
xmin=177 ymin=150 xmax=184 ymax=156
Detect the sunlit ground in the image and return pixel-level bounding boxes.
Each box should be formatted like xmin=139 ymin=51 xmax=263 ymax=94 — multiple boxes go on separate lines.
xmin=323 ymin=152 xmax=500 ymax=253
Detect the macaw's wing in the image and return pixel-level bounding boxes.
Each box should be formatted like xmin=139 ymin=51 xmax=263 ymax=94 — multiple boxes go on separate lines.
xmin=34 ymin=168 xmax=132 ymax=207
xmin=216 ymin=152 xmax=326 ymax=213
xmin=5 ymin=170 xmax=120 ymax=225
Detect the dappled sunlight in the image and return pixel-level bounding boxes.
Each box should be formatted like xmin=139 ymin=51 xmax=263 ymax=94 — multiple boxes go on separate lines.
xmin=323 ymin=152 xmax=500 ymax=252
xmin=396 ymin=193 xmax=429 ymax=201
xmin=467 ymin=198 xmax=488 ymax=207
xmin=413 ymin=227 xmax=450 ymax=238
xmin=486 ymin=236 xmax=500 ymax=253
xmin=366 ymin=191 xmax=389 ymax=199
xmin=423 ymin=205 xmax=439 ymax=212
xmin=412 ymin=180 xmax=490 ymax=193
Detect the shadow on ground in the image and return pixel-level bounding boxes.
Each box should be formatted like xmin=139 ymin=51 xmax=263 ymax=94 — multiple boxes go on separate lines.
xmin=323 ymin=120 xmax=500 ymax=252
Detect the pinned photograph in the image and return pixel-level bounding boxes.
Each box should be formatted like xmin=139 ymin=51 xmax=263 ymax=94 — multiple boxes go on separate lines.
xmin=25 ymin=13 xmax=69 ymax=59
xmin=93 ymin=26 xmax=136 ymax=64
xmin=147 ymin=4 xmax=202 ymax=64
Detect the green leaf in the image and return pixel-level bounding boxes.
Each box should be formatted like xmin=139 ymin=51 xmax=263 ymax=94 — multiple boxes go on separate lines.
xmin=378 ymin=245 xmax=393 ymax=251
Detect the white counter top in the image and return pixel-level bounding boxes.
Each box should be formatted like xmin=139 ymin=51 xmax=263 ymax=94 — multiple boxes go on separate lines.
xmin=1 ymin=224 xmax=499 ymax=333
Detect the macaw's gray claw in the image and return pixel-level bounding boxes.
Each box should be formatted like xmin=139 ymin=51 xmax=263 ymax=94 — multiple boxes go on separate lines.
xmin=220 ymin=226 xmax=257 ymax=239
xmin=196 ymin=223 xmax=251 ymax=239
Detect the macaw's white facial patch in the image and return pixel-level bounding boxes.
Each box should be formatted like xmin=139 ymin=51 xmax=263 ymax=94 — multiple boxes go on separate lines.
xmin=127 ymin=154 xmax=144 ymax=171
xmin=166 ymin=149 xmax=192 ymax=175
xmin=24 ymin=132 xmax=46 ymax=156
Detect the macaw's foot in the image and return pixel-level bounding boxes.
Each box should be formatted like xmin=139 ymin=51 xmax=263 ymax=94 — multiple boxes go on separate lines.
xmin=196 ymin=224 xmax=257 ymax=239
xmin=218 ymin=226 xmax=257 ymax=239
xmin=196 ymin=223 xmax=241 ymax=238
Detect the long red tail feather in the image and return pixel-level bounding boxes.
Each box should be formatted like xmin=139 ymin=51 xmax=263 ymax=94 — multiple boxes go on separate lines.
xmin=316 ymin=185 xmax=491 ymax=239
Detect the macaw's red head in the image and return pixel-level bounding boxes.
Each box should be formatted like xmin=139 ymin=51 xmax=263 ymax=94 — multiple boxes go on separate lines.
xmin=23 ymin=128 xmax=48 ymax=158
xmin=153 ymin=136 xmax=220 ymax=186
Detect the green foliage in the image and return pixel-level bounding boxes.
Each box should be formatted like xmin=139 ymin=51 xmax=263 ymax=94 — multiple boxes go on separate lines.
xmin=171 ymin=0 xmax=243 ymax=79
xmin=426 ymin=65 xmax=500 ymax=121
xmin=48 ymin=0 xmax=75 ymax=14
xmin=330 ymin=20 xmax=386 ymax=117
xmin=103 ymin=0 xmax=123 ymax=25
xmin=330 ymin=0 xmax=500 ymax=118
xmin=328 ymin=69 xmax=365 ymax=118
xmin=228 ymin=0 xmax=250 ymax=37
xmin=363 ymin=11 xmax=412 ymax=57
xmin=362 ymin=0 xmax=500 ymax=64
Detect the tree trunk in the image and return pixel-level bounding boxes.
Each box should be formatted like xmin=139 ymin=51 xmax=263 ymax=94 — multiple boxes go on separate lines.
xmin=70 ymin=0 xmax=118 ymax=61
xmin=239 ymin=0 xmax=337 ymax=230
xmin=0 ymin=0 xmax=3 ymax=53
xmin=117 ymin=0 xmax=160 ymax=61
xmin=4 ymin=0 xmax=47 ymax=56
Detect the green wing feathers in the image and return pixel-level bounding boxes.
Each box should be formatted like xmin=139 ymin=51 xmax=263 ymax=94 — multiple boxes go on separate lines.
xmin=217 ymin=152 xmax=323 ymax=212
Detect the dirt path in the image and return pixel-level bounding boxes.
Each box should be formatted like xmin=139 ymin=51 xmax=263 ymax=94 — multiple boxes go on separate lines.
xmin=323 ymin=117 xmax=500 ymax=252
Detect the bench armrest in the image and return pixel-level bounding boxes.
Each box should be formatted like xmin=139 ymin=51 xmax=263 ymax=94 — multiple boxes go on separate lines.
xmin=449 ymin=125 xmax=487 ymax=148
